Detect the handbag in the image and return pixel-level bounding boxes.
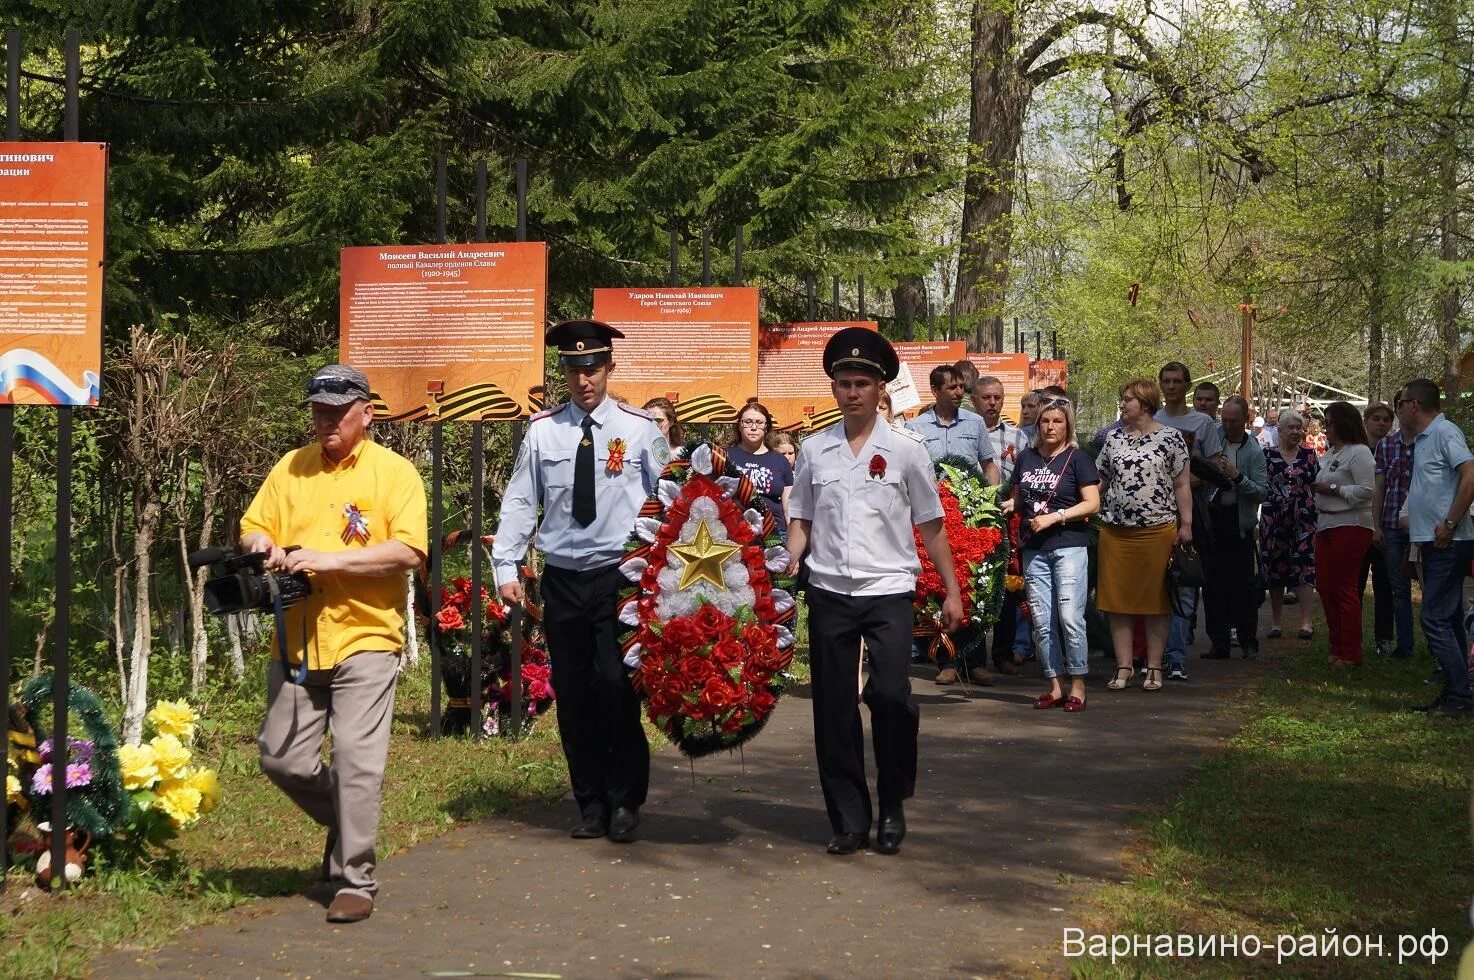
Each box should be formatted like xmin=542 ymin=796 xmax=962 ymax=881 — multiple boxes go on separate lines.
xmin=1166 ymin=540 xmax=1207 ymax=597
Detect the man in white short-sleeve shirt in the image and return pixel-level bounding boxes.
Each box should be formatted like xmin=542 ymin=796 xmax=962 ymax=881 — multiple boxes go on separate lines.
xmin=787 ymin=327 xmax=963 ymax=858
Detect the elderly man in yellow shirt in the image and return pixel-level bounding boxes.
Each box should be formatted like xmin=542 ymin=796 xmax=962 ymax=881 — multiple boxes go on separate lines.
xmin=241 ymin=364 xmax=427 ymax=924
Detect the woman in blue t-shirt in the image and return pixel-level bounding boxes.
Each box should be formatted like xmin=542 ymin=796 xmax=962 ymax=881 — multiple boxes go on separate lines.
xmin=726 ymin=399 xmax=793 ymax=536
xmin=1009 ymin=398 xmax=1101 ymax=712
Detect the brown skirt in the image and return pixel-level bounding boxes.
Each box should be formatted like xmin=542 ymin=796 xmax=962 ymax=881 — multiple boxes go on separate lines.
xmin=1096 ymin=522 xmax=1176 ymax=615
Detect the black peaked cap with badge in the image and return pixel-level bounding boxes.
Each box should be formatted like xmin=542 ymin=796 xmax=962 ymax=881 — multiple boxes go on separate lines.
xmin=546 ymin=319 xmax=625 ymax=368
xmin=822 ymin=327 xmax=899 ymax=383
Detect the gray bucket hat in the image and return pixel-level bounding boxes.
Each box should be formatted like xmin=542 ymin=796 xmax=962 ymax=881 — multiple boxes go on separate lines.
xmin=302 ymin=364 xmax=372 ymax=407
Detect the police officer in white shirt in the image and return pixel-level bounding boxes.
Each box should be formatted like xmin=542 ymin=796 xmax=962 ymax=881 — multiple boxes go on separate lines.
xmin=494 ymin=319 xmax=670 ymax=843
xmin=786 ymin=328 xmax=964 ymax=857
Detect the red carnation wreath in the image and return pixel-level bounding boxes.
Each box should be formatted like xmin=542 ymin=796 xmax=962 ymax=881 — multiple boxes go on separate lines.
xmin=618 ymin=443 xmax=798 ymax=757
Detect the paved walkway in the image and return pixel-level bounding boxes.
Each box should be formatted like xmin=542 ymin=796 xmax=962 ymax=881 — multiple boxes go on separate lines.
xmin=98 ymin=644 xmax=1254 ymax=979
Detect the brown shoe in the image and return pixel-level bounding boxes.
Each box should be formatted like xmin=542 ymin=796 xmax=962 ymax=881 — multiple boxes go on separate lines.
xmin=935 ymin=667 xmax=959 ymax=685
xmin=998 ymin=660 xmax=1021 ymax=675
xmin=326 ymin=891 xmax=374 ymax=924
xmin=967 ymin=667 xmax=995 ymax=686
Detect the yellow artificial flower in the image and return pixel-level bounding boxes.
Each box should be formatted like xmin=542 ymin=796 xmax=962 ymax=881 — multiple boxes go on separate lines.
xmin=154 ymin=777 xmax=203 ymax=827
xmin=118 ymin=743 xmax=161 ymax=790
xmin=146 ymin=699 xmax=199 ymax=741
xmin=147 ymin=734 xmax=192 ymax=781
xmin=6 ymin=773 xmax=20 ymax=805
xmin=188 ymin=768 xmax=222 ymax=813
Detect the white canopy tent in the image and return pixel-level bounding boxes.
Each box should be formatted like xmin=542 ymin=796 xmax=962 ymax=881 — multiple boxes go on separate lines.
xmin=1198 ymin=365 xmax=1368 ymax=413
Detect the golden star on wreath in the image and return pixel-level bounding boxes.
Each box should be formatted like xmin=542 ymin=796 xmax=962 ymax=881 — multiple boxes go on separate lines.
xmin=668 ymin=519 xmax=742 ymax=592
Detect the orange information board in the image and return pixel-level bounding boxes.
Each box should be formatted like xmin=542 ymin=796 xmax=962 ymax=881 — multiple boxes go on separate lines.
xmin=0 ymin=142 xmax=107 ymax=406
xmin=340 ymin=243 xmax=547 ymax=421
xmin=1031 ymin=358 xmax=1068 ymax=392
xmin=969 ymin=353 xmax=1032 ymax=424
xmin=893 ymin=341 xmax=966 ymax=416
xmin=758 ymin=321 xmax=877 ymax=432
xmin=592 ymin=287 xmax=759 ymax=424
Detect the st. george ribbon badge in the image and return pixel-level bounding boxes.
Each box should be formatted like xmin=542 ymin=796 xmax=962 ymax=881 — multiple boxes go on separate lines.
xmin=341 ymin=503 xmax=371 ymax=545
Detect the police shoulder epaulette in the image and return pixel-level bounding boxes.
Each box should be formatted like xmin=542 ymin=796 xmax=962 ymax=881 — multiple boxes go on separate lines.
xmin=528 ymin=405 xmax=565 ymax=423
xmin=892 ymin=423 xmax=926 ymax=443
xmin=617 ymin=403 xmax=657 ymax=421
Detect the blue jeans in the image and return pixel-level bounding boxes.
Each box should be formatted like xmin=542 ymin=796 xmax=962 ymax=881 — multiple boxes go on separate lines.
xmin=1381 ymin=527 xmax=1416 ymax=656
xmin=1165 ymin=586 xmax=1198 ymax=671
xmin=1023 ymin=547 xmax=1089 ymax=679
xmin=1419 ymin=540 xmax=1472 ymax=706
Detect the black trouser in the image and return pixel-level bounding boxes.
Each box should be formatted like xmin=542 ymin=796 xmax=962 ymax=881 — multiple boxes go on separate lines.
xmin=807 ymin=588 xmax=918 ymax=836
xmin=542 ymin=563 xmax=649 ymax=820
xmin=1204 ymin=511 xmax=1260 ymax=654
xmin=1356 ymin=539 xmax=1394 ymax=647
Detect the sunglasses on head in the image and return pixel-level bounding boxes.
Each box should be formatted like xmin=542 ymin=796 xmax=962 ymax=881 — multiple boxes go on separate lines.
xmin=1040 ymin=396 xmax=1070 ymax=409
xmin=308 ymin=377 xmax=368 ymax=396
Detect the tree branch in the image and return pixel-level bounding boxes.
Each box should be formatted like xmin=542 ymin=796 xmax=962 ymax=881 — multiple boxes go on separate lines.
xmin=1018 ymin=10 xmax=1157 ymax=78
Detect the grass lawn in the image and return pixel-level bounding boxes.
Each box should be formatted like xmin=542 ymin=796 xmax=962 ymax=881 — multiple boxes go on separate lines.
xmin=1075 ymin=621 xmax=1474 ymax=978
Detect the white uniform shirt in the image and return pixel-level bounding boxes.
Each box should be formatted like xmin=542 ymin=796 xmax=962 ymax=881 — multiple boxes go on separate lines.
xmin=788 ymin=419 xmax=944 ymax=597
xmin=492 ymin=397 xmax=668 ymax=585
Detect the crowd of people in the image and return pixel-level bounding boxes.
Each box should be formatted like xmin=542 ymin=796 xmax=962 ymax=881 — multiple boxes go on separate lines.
xmin=697 ymin=355 xmax=1474 ymax=722
xmin=239 ymin=324 xmax=1474 ymax=920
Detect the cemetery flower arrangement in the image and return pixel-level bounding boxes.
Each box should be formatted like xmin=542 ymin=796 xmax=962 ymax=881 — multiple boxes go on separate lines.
xmin=117 ymin=699 xmax=222 ymax=838
xmin=427 ymin=558 xmax=554 ymax=737
xmin=618 ymin=444 xmax=798 ymax=757
xmin=913 ymin=458 xmax=1010 ymax=658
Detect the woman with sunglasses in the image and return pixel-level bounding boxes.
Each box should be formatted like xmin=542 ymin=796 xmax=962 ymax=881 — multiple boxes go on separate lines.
xmin=727 ymin=399 xmax=793 ymax=538
xmin=1011 ymin=397 xmax=1100 ymax=711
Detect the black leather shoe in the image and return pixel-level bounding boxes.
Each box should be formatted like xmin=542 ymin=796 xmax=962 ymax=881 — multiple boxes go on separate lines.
xmin=825 ymin=832 xmax=869 ymax=855
xmin=1201 ymin=648 xmax=1230 ymax=660
xmin=571 ymin=814 xmax=608 ymax=839
xmin=609 ymin=807 xmax=640 ymax=843
xmin=876 ymin=808 xmax=906 ymax=855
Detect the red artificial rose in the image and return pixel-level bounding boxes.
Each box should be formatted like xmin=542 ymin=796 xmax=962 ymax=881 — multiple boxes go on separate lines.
xmin=435 ymin=605 xmax=465 ymax=632
xmin=742 ymin=623 xmax=772 ymax=650
xmin=720 ymin=714 xmax=745 ymax=734
xmin=754 ymin=595 xmax=777 ymax=620
xmin=663 ymin=618 xmax=706 ymax=654
xmin=486 ymin=600 xmax=507 ymax=623
xmin=679 ymin=656 xmax=717 ymax=686
xmin=728 ymin=522 xmax=754 ymax=545
xmin=711 ymin=636 xmax=745 ymax=669
xmin=700 ymin=676 xmax=740 ymax=713
xmin=743 ymin=548 xmax=768 ymax=573
xmin=869 ymin=454 xmax=886 ymax=478
xmin=741 ymin=660 xmax=771 ymax=687
xmin=693 ymin=603 xmax=728 ymax=635
xmin=750 ymin=688 xmax=777 ymax=718
xmin=649 ymin=687 xmax=683 ymax=719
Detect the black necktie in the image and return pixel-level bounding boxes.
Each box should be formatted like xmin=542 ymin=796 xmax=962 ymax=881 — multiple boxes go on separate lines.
xmin=573 ymin=415 xmax=596 ymax=527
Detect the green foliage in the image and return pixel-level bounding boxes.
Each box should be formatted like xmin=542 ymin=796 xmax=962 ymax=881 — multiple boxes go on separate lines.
xmin=18 ymin=676 xmax=128 ymax=842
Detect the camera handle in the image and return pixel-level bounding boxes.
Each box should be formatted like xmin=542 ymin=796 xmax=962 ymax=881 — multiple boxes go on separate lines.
xmin=266 ymin=570 xmax=310 ymax=686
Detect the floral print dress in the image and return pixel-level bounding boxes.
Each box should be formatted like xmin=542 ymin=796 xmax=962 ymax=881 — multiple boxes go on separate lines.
xmin=1258 ymin=445 xmax=1319 ymax=587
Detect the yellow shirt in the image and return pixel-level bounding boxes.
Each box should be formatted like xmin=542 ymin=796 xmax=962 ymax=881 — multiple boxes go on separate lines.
xmin=240 ymin=438 xmax=428 ymax=670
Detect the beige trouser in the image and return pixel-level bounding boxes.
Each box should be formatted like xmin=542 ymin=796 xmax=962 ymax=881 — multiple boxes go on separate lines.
xmin=257 ymin=651 xmax=399 ymax=901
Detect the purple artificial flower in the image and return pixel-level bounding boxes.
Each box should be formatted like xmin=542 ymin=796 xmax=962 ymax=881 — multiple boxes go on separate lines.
xmin=36 ymin=737 xmax=94 ymax=764
xmin=65 ymin=762 xmax=92 ymax=788
xmin=30 ymin=763 xmax=52 ymax=795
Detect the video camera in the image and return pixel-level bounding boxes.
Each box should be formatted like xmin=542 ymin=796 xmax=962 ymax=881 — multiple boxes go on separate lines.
xmin=187 ymin=546 xmax=311 ymax=615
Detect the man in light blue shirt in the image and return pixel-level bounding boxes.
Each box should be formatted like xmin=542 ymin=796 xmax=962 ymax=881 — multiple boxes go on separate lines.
xmin=1399 ymin=378 xmax=1474 ymax=718
xmin=905 ymin=365 xmax=1000 ymax=485
xmin=495 ymin=319 xmax=670 ymax=839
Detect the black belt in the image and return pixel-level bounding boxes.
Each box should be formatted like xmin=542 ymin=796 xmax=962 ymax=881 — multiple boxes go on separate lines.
xmin=542 ymin=560 xmax=622 ymax=581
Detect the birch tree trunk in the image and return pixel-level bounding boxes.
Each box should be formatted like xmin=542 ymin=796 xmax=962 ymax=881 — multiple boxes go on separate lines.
xmin=122 ymin=497 xmax=161 ymax=744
